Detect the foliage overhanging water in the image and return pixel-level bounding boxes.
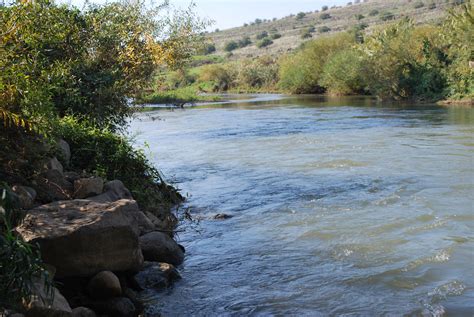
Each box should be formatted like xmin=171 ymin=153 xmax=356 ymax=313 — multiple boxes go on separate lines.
xmin=131 ymin=95 xmax=474 ymax=316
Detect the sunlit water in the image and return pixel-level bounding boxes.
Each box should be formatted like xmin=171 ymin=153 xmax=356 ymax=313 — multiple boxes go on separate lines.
xmin=130 ymin=95 xmax=474 ymax=316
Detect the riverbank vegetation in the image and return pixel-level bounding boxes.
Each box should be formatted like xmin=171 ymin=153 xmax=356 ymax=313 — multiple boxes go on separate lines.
xmin=1 ymin=0 xmax=203 ymax=312
xmin=148 ymin=2 xmax=472 ymax=104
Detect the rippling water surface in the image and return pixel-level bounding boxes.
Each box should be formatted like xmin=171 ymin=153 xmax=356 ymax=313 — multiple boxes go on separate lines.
xmin=130 ymin=95 xmax=474 ymax=316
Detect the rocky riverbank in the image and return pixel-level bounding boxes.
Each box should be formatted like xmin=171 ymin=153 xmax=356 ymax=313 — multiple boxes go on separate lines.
xmin=3 ymin=140 xmax=185 ymax=317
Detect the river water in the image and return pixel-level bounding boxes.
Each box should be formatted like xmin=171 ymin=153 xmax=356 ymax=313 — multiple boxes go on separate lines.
xmin=130 ymin=95 xmax=474 ymax=316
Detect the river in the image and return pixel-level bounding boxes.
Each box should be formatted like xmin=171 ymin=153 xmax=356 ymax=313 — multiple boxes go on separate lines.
xmin=130 ymin=95 xmax=474 ymax=316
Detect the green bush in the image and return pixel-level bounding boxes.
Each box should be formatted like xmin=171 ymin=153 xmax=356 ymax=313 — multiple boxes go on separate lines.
xmin=237 ymin=57 xmax=279 ymax=89
xmin=279 ymin=32 xmax=355 ymax=93
xmin=296 ymin=12 xmax=306 ymax=20
xmin=355 ymin=14 xmax=365 ymax=20
xmin=414 ymin=1 xmax=425 ymax=8
xmin=0 ymin=185 xmax=52 ymax=311
xmin=198 ymin=64 xmax=234 ymax=91
xmin=380 ymin=12 xmax=395 ymax=21
xmin=360 ymin=19 xmax=447 ymax=100
xmin=319 ymin=26 xmax=331 ymax=33
xmin=320 ymin=49 xmax=365 ymax=95
xmin=320 ymin=13 xmax=331 ymax=20
xmin=369 ymin=9 xmax=379 ymax=16
xmin=224 ymin=41 xmax=239 ymax=52
xmin=271 ymin=33 xmax=282 ymax=40
xmin=56 ymin=117 xmax=182 ymax=212
xmin=322 ymin=5 xmax=329 ymax=11
xmin=238 ymin=37 xmax=252 ymax=48
xmin=256 ymin=31 xmax=269 ymax=40
xmin=257 ymin=38 xmax=274 ymax=48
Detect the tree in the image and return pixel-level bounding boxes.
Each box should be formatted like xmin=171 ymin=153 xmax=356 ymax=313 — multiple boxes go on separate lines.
xmin=224 ymin=41 xmax=239 ymax=52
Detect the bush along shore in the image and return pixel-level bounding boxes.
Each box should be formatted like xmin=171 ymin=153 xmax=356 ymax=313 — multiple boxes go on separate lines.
xmin=0 ymin=0 xmax=206 ymax=315
xmin=144 ymin=3 xmax=473 ymax=106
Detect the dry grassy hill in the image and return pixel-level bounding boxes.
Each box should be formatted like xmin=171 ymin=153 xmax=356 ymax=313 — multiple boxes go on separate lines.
xmin=207 ymin=0 xmax=457 ymax=59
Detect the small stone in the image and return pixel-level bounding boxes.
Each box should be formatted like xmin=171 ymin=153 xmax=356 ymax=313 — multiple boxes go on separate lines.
xmin=74 ymin=177 xmax=104 ymax=199
xmin=87 ymin=271 xmax=122 ymax=299
xmin=72 ymin=307 xmax=96 ymax=317
xmin=213 ymin=213 xmax=233 ymax=220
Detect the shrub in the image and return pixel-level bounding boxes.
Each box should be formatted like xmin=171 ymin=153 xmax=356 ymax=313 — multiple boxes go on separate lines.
xmin=279 ymin=32 xmax=355 ymax=93
xmin=271 ymin=33 xmax=282 ymax=40
xmin=414 ymin=1 xmax=425 ymax=8
xmin=428 ymin=2 xmax=437 ymax=9
xmin=320 ymin=49 xmax=365 ymax=95
xmin=198 ymin=64 xmax=234 ymax=91
xmin=360 ymin=20 xmax=447 ymax=100
xmin=56 ymin=117 xmax=182 ymax=211
xmin=238 ymin=37 xmax=252 ymax=48
xmin=380 ymin=12 xmax=395 ymax=21
xmin=200 ymin=43 xmax=216 ymax=55
xmin=0 ymin=185 xmax=52 ymax=311
xmin=256 ymin=31 xmax=269 ymax=40
xmin=320 ymin=13 xmax=331 ymax=19
xmin=224 ymin=41 xmax=239 ymax=52
xmin=319 ymin=26 xmax=331 ymax=33
xmin=301 ymin=31 xmax=313 ymax=39
xmin=296 ymin=12 xmax=306 ymax=20
xmin=237 ymin=57 xmax=279 ymax=89
xmin=257 ymin=38 xmax=274 ymax=48
xmin=355 ymin=14 xmax=365 ymax=20
xmin=369 ymin=9 xmax=379 ymax=16
xmin=322 ymin=5 xmax=329 ymax=11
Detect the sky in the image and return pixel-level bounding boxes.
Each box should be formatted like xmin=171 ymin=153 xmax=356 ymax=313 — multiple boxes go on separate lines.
xmin=173 ymin=0 xmax=349 ymax=30
xmin=64 ymin=0 xmax=349 ymax=30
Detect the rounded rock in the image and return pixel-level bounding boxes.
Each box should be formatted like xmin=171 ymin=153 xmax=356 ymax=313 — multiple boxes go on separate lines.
xmin=87 ymin=271 xmax=122 ymax=299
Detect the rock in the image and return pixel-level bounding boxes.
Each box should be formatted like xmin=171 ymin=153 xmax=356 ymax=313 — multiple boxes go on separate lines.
xmin=64 ymin=172 xmax=81 ymax=184
xmin=34 ymin=169 xmax=73 ymax=202
xmin=12 ymin=185 xmax=36 ymax=209
xmin=87 ymin=271 xmax=122 ymax=299
xmin=58 ymin=140 xmax=71 ymax=164
xmin=122 ymin=288 xmax=144 ymax=315
xmin=25 ymin=278 xmax=72 ymax=317
xmin=71 ymin=307 xmax=96 ymax=317
xmin=89 ymin=180 xmax=132 ymax=203
xmin=9 ymin=314 xmax=25 ymax=317
xmin=43 ymin=157 xmax=64 ymax=174
xmin=73 ymin=178 xmax=104 ymax=199
xmin=89 ymin=297 xmax=135 ymax=317
xmin=135 ymin=262 xmax=181 ymax=290
xmin=144 ymin=211 xmax=165 ymax=228
xmin=139 ymin=232 xmax=184 ymax=266
xmin=16 ymin=199 xmax=144 ymax=277
xmin=213 ymin=213 xmax=233 ymax=220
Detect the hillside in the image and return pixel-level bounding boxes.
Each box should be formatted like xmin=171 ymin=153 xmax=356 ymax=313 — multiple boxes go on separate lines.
xmin=207 ymin=0 xmax=456 ymax=59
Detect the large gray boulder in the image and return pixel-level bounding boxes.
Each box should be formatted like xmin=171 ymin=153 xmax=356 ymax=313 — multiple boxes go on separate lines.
xmin=24 ymin=278 xmax=72 ymax=317
xmin=89 ymin=180 xmax=133 ymax=203
xmin=73 ymin=177 xmax=104 ymax=199
xmin=139 ymin=232 xmax=184 ymax=266
xmin=16 ymin=199 xmax=144 ymax=277
xmin=87 ymin=271 xmax=122 ymax=299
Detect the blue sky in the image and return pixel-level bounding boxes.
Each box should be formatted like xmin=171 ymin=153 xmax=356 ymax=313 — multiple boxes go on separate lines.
xmin=64 ymin=0 xmax=348 ymax=30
